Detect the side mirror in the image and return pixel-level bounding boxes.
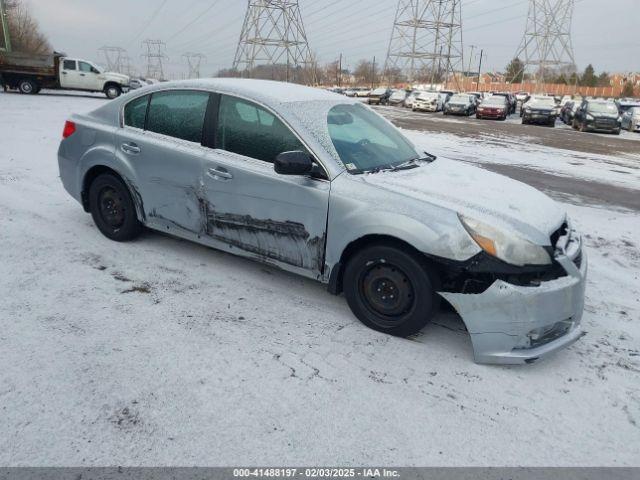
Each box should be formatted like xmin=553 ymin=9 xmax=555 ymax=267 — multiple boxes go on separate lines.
xmin=274 ymin=151 xmax=314 ymax=176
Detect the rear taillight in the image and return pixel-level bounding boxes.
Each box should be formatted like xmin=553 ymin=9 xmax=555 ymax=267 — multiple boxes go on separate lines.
xmin=62 ymin=121 xmax=76 ymax=139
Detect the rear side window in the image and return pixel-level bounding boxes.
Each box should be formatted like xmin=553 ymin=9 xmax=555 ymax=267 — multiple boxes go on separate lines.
xmin=124 ymin=95 xmax=149 ymax=129
xmin=216 ymin=95 xmax=306 ymax=163
xmin=63 ymin=60 xmax=76 ymax=70
xmin=146 ymin=90 xmax=210 ymax=143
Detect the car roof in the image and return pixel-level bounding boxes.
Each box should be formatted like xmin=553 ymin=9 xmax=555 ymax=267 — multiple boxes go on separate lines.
xmin=130 ymin=78 xmax=356 ymax=108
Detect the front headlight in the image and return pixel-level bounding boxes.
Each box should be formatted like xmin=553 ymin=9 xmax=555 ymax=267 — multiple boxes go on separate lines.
xmin=459 ymin=215 xmax=552 ymax=266
xmin=586 ymin=113 xmax=595 ymax=121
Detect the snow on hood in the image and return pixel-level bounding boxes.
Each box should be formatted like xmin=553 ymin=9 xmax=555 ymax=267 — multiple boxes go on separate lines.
xmin=359 ymin=158 xmax=566 ymax=245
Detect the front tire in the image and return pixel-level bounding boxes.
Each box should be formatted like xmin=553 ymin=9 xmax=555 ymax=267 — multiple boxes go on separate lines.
xmin=343 ymin=244 xmax=440 ymax=337
xmin=105 ymin=84 xmax=122 ymax=99
xmin=89 ymin=173 xmax=142 ymax=242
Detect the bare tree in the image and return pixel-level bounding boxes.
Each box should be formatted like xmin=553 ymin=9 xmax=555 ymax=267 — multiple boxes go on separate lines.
xmin=6 ymin=0 xmax=51 ymax=54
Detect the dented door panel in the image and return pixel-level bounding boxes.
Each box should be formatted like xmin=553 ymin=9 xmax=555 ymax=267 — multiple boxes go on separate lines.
xmin=201 ymin=149 xmax=330 ymax=278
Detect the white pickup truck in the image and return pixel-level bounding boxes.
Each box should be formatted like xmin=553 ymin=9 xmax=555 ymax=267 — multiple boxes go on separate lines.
xmin=0 ymin=51 xmax=130 ymax=99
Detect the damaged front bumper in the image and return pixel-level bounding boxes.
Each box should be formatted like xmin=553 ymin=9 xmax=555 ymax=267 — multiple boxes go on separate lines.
xmin=441 ymin=229 xmax=587 ymax=365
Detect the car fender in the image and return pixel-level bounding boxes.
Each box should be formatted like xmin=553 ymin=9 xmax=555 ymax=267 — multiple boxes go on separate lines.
xmin=76 ymin=128 xmax=144 ymax=220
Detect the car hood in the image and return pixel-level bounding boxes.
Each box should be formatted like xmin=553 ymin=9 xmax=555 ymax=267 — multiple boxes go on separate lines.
xmin=101 ymin=72 xmax=130 ymax=83
xmin=358 ymin=158 xmax=565 ymax=245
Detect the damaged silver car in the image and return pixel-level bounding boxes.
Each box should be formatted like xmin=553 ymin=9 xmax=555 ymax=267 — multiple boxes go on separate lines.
xmin=58 ymin=79 xmax=587 ymax=364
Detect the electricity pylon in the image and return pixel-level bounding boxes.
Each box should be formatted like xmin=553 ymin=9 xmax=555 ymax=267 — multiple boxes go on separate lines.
xmin=141 ymin=39 xmax=168 ymax=80
xmin=233 ymin=0 xmax=314 ymax=83
xmin=383 ymin=0 xmax=464 ymax=87
xmin=183 ymin=52 xmax=206 ymax=79
xmin=98 ymin=46 xmax=127 ymax=73
xmin=514 ymin=0 xmax=576 ymax=91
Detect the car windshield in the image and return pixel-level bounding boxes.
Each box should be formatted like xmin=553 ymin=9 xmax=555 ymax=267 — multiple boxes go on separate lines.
xmin=418 ymin=92 xmax=438 ymax=100
xmin=530 ymin=97 xmax=556 ymax=106
xmin=450 ymin=94 xmax=470 ymax=103
xmin=372 ymin=88 xmax=387 ymax=95
xmin=483 ymin=96 xmax=506 ymax=105
xmin=588 ymin=102 xmax=618 ymax=114
xmin=391 ymin=91 xmax=406 ymax=98
xmin=327 ymin=104 xmax=419 ymax=174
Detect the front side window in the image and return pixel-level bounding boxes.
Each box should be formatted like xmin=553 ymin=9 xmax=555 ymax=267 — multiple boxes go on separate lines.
xmin=78 ymin=62 xmax=93 ymax=73
xmin=124 ymin=95 xmax=149 ymax=129
xmin=327 ymin=104 xmax=418 ymax=174
xmin=63 ymin=60 xmax=76 ymax=71
xmin=146 ymin=90 xmax=210 ymax=143
xmin=216 ymin=95 xmax=306 ymax=163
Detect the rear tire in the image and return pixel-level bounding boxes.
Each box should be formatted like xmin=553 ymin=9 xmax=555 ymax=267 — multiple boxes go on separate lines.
xmin=343 ymin=244 xmax=440 ymax=337
xmin=89 ymin=173 xmax=142 ymax=242
xmin=18 ymin=79 xmax=38 ymax=95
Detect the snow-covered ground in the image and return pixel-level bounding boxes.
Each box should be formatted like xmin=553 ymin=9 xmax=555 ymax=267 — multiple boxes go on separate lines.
xmin=1 ymin=91 xmax=639 ymax=466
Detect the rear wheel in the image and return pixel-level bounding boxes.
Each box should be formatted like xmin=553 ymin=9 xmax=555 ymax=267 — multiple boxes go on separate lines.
xmin=18 ymin=79 xmax=38 ymax=95
xmin=89 ymin=173 xmax=142 ymax=241
xmin=343 ymin=244 xmax=440 ymax=337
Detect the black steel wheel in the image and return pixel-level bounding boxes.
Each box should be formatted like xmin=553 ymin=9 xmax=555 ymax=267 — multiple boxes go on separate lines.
xmin=89 ymin=173 xmax=142 ymax=241
xmin=343 ymin=243 xmax=440 ymax=337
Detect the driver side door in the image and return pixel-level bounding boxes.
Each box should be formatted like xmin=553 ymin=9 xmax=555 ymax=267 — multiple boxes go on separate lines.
xmin=200 ymin=94 xmax=330 ymax=279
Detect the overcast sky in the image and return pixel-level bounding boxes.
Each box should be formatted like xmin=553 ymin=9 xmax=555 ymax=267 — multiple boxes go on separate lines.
xmin=27 ymin=0 xmax=640 ymax=78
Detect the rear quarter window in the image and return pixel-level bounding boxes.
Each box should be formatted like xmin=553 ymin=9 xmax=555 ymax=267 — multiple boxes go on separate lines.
xmin=124 ymin=95 xmax=149 ymax=129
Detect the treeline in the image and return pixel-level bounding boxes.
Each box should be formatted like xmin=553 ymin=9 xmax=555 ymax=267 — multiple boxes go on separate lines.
xmin=2 ymin=0 xmax=51 ymax=54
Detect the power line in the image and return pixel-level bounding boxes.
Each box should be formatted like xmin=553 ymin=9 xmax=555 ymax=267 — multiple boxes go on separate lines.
xmin=129 ymin=0 xmax=170 ymax=47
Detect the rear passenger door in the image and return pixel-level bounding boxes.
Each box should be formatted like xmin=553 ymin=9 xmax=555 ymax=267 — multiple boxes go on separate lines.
xmin=116 ymin=89 xmax=213 ymax=234
xmin=200 ymin=94 xmax=330 ymax=278
xmin=60 ymin=59 xmax=84 ymax=89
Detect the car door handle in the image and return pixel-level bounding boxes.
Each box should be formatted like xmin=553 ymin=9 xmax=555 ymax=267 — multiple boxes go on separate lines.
xmin=207 ymin=167 xmax=233 ymax=180
xmin=62 ymin=71 xmax=68 ymax=74
xmin=121 ymin=143 xmax=141 ymax=155
xmin=80 ymin=73 xmax=86 ymax=76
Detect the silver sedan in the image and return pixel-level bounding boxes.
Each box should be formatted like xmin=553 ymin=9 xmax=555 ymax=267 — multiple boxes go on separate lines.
xmin=58 ymin=79 xmax=587 ymax=364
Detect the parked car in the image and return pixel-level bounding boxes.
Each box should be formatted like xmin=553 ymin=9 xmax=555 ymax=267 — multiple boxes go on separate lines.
xmin=344 ymin=88 xmax=357 ymax=97
xmin=355 ymin=88 xmax=371 ymax=97
xmin=573 ymin=100 xmax=622 ymax=134
xmin=57 ymin=78 xmax=587 ymax=365
xmin=476 ymin=95 xmax=509 ymax=120
xmin=129 ymin=78 xmax=147 ymax=90
xmin=368 ymin=87 xmax=392 ymax=105
xmin=388 ymin=89 xmax=409 ymax=106
xmin=404 ymin=90 xmax=423 ymax=109
xmin=466 ymin=91 xmax=483 ymax=105
xmin=413 ymin=91 xmax=443 ymax=112
xmin=615 ymin=99 xmax=640 ymax=115
xmin=439 ymin=89 xmax=456 ymax=105
xmin=443 ymin=94 xmax=476 ymax=116
xmin=515 ymin=91 xmax=530 ymax=104
xmin=0 ymin=51 xmax=129 ymax=99
xmin=492 ymin=92 xmax=517 ymax=114
xmin=560 ymin=101 xmax=577 ymax=124
xmin=521 ymin=96 xmax=558 ymax=126
xmin=620 ymin=106 xmax=640 ymax=132
xmin=560 ymin=95 xmax=573 ymax=106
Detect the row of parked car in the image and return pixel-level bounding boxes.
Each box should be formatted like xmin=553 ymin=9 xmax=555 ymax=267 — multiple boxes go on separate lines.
xmin=329 ymin=86 xmax=640 ymax=135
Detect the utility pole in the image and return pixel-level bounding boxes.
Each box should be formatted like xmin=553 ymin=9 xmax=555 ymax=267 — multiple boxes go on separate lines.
xmin=233 ymin=0 xmax=314 ymax=84
xmin=476 ymin=49 xmax=483 ymax=91
xmin=337 ymin=53 xmax=342 ymax=87
xmin=384 ymin=0 xmax=463 ymax=87
xmin=371 ymin=56 xmax=376 ymax=90
xmin=0 ymin=0 xmax=12 ymax=53
xmin=514 ymin=0 xmax=577 ymax=93
xmin=98 ymin=46 xmax=127 ymax=73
